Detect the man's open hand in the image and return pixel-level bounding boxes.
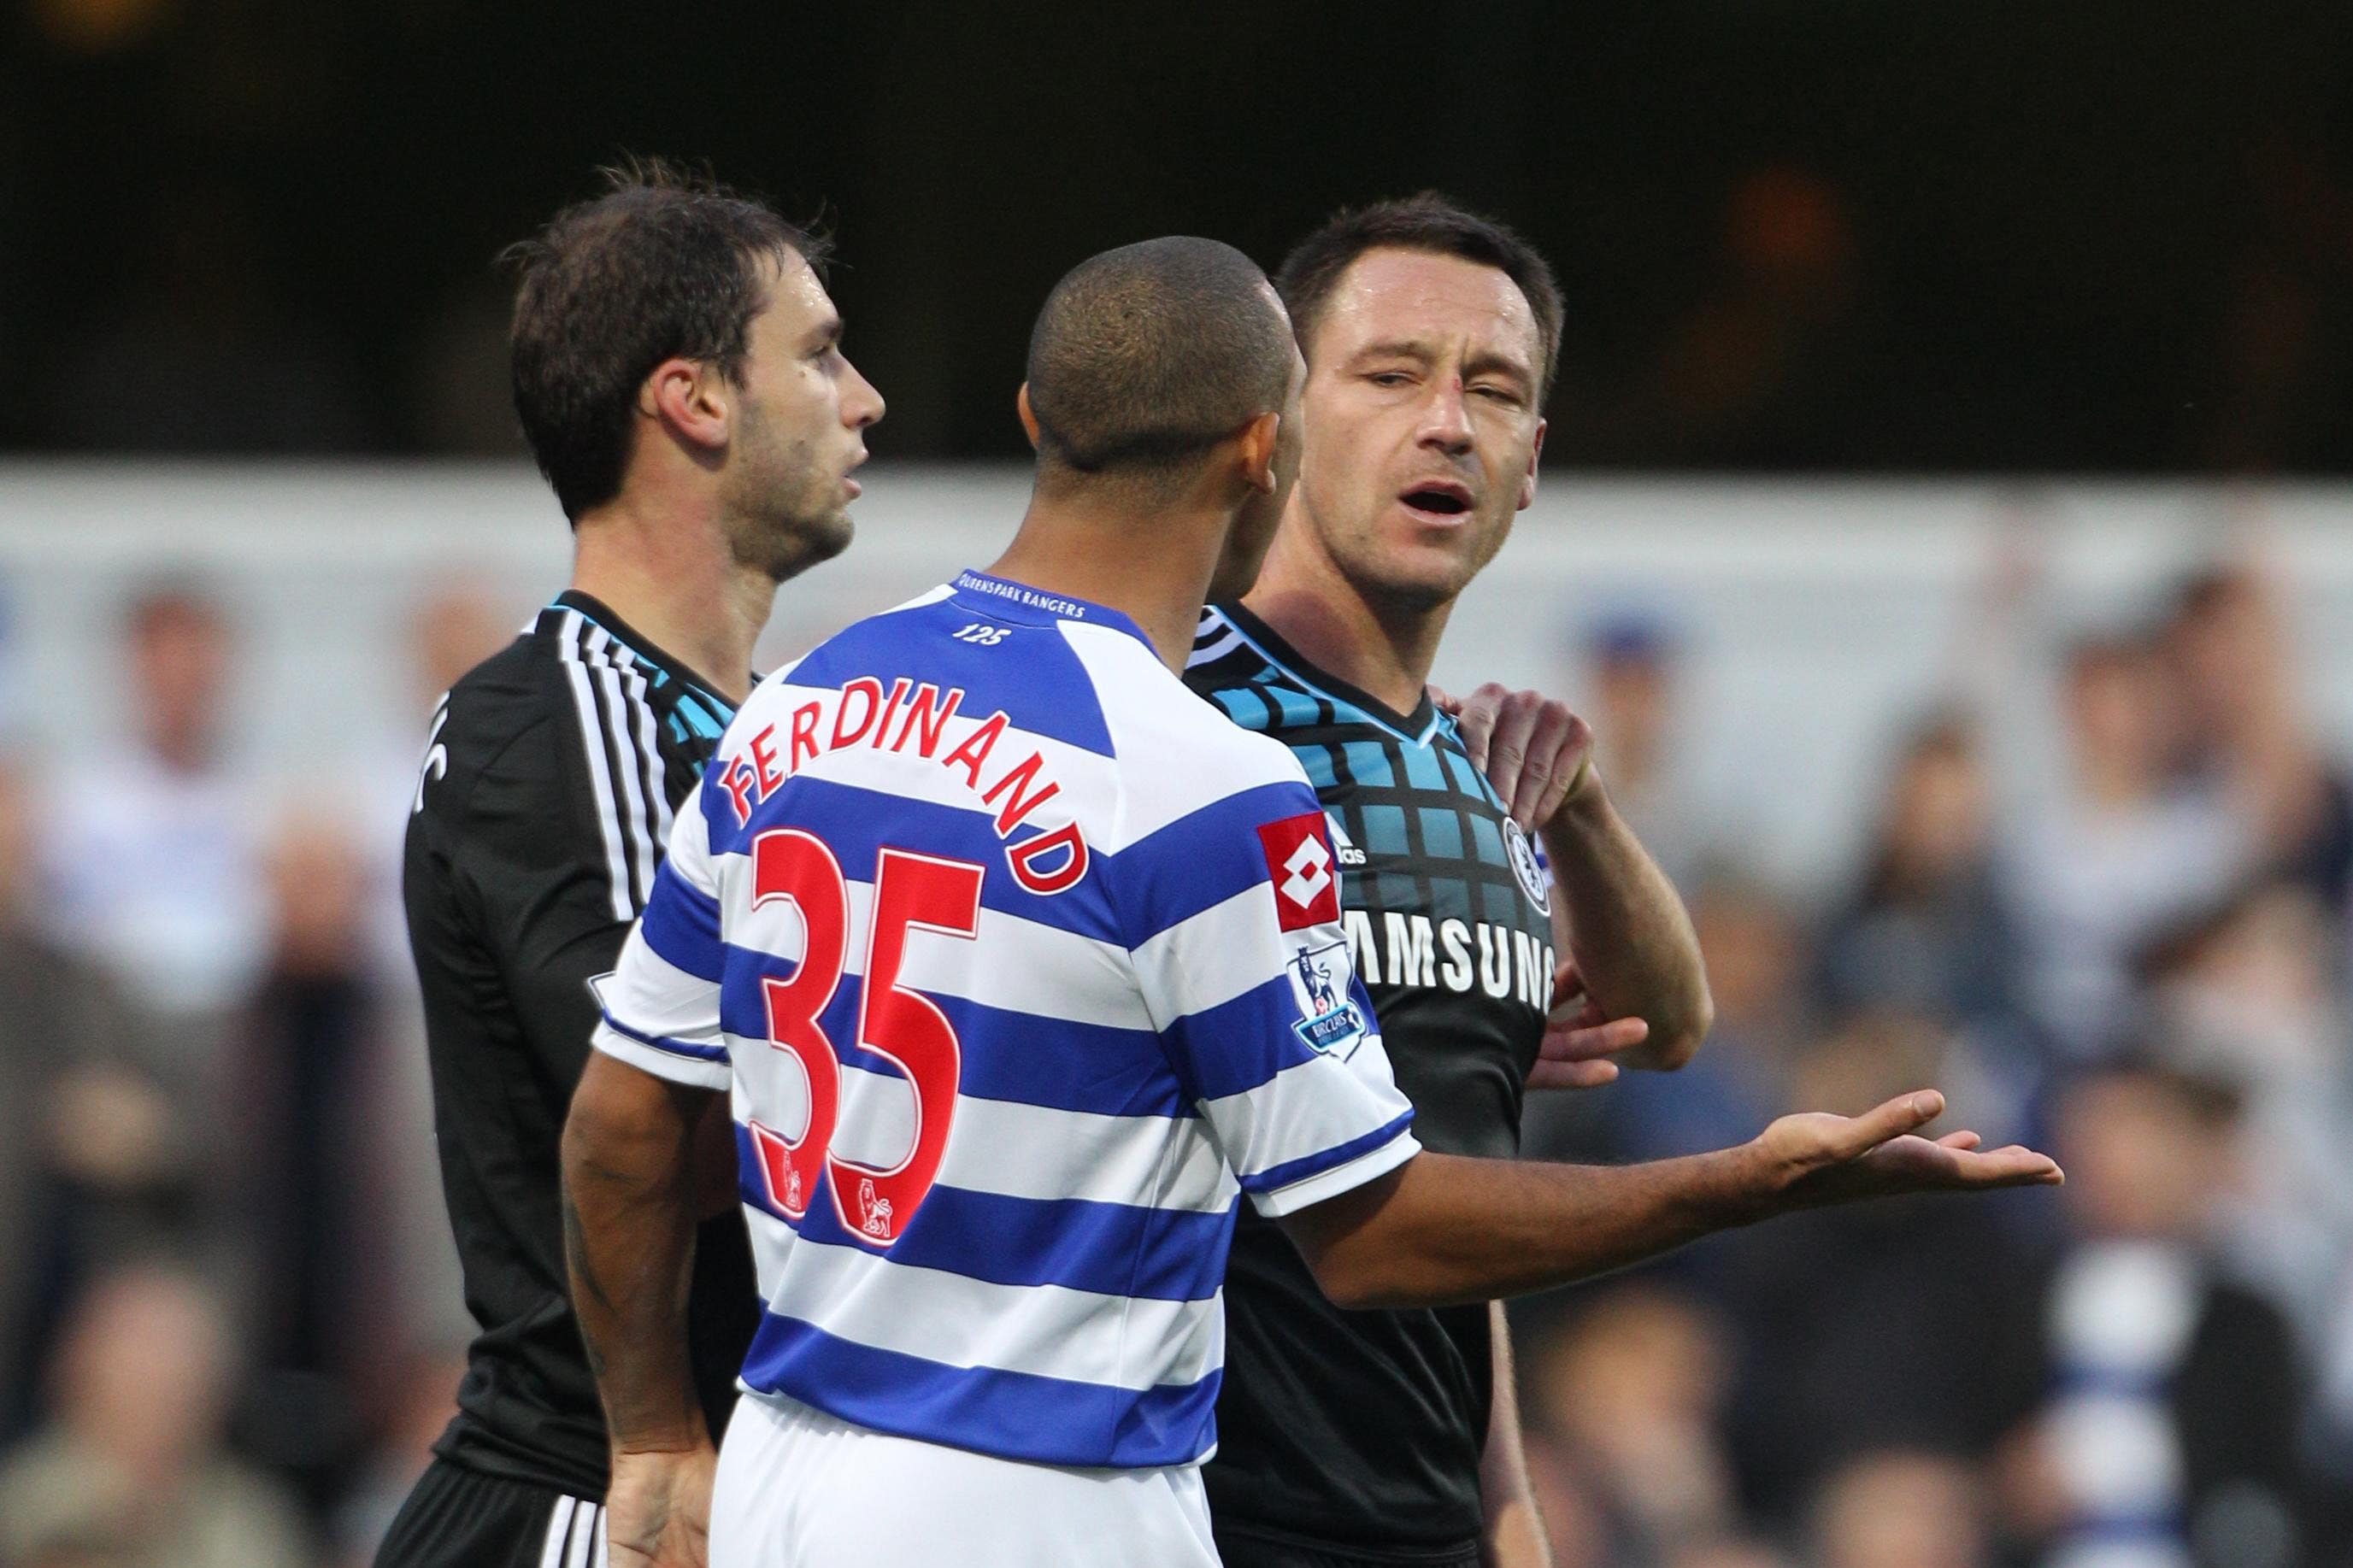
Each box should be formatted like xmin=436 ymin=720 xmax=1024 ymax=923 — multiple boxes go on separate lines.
xmin=1530 ymin=957 xmax=1650 ymax=1090
xmin=607 ymin=1444 xmax=718 ymax=1568
xmin=1749 ymin=1090 xmax=2063 ymax=1213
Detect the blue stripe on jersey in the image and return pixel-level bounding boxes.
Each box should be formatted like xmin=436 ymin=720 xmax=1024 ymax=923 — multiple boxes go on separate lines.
xmin=718 ymin=960 xmax=1191 ymax=1119
xmin=1341 ymin=739 xmax=1392 ymax=789
xmin=1109 ymin=779 xmax=1322 ymax=942
xmin=781 ymin=599 xmax=1117 ymax=758
xmin=1159 ymin=971 xmax=1360 ymax=1103
xmin=735 ymin=1127 xmax=1232 ymax=1300
xmin=1470 ymin=813 xmax=1505 ymax=865
xmin=1399 ymin=742 xmax=1449 ymax=791
xmin=741 ymin=1313 xmax=1221 ymax=1469
xmin=809 ymin=1182 xmax=1233 ymax=1301
xmin=639 ymin=865 xmax=725 ymax=981
xmin=1212 ymin=614 xmax=1441 ymax=745
xmin=599 ymin=1009 xmax=730 ymax=1064
xmin=1361 ymin=803 xmax=1407 ymax=856
xmin=685 ymin=687 xmax=735 ymax=733
xmin=713 ymin=772 xmax=1328 ymax=952
xmin=710 ymin=777 xmax=1122 ymax=945
xmin=1419 ymin=807 xmax=1464 ymax=860
xmin=1235 ymin=1108 xmax=1415 ymax=1195
xmin=1442 ymin=744 xmax=1506 ymax=810
xmin=1211 ymin=689 xmax=1262 ymax=727
xmin=1266 ymin=684 xmax=1322 ymax=730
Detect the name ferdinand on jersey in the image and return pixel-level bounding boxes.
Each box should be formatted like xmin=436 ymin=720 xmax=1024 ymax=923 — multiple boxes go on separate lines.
xmin=715 ymin=678 xmax=1087 ymax=896
xmin=1346 ymin=908 xmax=1557 ymax=1013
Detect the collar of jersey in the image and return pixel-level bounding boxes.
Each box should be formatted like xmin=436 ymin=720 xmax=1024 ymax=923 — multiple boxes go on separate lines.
xmin=950 ymin=569 xmax=1156 ymax=653
xmin=550 ymin=590 xmax=742 ymax=717
xmin=1210 ymin=600 xmax=1444 ymax=746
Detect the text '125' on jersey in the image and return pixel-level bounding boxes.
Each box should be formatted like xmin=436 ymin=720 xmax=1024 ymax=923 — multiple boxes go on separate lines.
xmin=591 ymin=570 xmax=1422 ymax=1471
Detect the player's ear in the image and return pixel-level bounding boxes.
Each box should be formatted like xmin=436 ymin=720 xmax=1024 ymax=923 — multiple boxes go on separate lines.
xmin=643 ymin=357 xmax=731 ymax=455
xmin=1236 ymin=409 xmax=1282 ymax=496
xmin=1015 ymin=384 xmax=1043 ymax=452
xmin=1517 ymin=419 xmax=1547 ymax=511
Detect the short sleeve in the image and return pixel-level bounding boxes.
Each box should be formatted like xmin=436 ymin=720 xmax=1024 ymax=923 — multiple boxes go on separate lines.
xmin=591 ymin=786 xmax=731 ymax=1091
xmin=442 ymin=712 xmax=634 ymax=1088
xmin=1119 ymin=777 xmax=1419 ymax=1217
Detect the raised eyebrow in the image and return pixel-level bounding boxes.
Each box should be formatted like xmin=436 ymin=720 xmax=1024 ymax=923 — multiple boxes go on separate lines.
xmin=1349 ymin=339 xmax=1439 ymax=365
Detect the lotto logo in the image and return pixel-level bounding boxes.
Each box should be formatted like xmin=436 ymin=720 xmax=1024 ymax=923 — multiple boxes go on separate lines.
xmin=1256 ymin=813 xmax=1340 ymax=930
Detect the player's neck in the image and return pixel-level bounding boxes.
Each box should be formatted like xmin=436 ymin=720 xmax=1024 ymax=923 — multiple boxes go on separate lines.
xmin=568 ymin=494 xmax=771 ymax=704
xmin=991 ymin=491 xmax=1225 ymax=675
xmin=1241 ymin=521 xmax=1450 ymax=716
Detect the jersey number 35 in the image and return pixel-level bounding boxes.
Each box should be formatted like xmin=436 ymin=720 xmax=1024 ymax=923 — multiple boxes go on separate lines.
xmin=743 ymin=830 xmax=982 ymax=1248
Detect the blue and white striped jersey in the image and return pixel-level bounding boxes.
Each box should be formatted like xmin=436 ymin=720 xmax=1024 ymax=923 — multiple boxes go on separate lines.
xmin=591 ymin=569 xmax=1421 ymax=1470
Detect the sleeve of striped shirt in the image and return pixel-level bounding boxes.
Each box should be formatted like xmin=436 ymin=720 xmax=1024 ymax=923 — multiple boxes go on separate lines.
xmin=555 ymin=608 xmax=678 ymax=922
xmin=1122 ymin=776 xmax=1420 ymax=1218
xmin=591 ymin=782 xmax=731 ymax=1091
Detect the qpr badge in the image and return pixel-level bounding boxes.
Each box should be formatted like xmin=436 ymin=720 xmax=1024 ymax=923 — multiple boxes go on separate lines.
xmin=1504 ymin=820 xmax=1552 ymax=915
xmin=1285 ymin=939 xmax=1368 ymax=1060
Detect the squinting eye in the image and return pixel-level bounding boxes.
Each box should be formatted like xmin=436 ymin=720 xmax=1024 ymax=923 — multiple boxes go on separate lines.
xmin=1368 ymin=372 xmax=1411 ymax=387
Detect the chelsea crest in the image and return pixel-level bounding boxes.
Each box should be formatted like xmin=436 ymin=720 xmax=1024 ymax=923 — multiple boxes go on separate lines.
xmin=1504 ymin=820 xmax=1551 ymax=915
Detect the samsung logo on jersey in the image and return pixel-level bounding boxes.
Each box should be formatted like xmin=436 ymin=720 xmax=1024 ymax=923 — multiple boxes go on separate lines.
xmin=716 ymin=679 xmax=1089 ymax=896
xmin=1342 ymin=910 xmax=1555 ymax=1010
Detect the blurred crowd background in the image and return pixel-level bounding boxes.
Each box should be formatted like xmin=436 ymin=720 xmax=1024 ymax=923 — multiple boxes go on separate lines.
xmin=8 ymin=0 xmax=2353 ymax=1565
xmin=2 ymin=505 xmax=2351 ymax=1568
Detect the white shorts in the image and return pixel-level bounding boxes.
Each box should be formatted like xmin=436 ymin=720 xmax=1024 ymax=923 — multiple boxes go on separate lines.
xmin=710 ymin=1391 xmax=1221 ymax=1568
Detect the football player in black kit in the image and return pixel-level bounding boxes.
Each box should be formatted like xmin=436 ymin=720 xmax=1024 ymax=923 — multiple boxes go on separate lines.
xmin=1186 ymin=197 xmax=1714 ymax=1568
xmin=380 ymin=163 xmax=882 ymax=1567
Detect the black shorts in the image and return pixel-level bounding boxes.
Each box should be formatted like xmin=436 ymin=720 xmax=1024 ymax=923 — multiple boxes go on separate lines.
xmin=374 ymin=1457 xmax=604 ymax=1568
xmin=1212 ymin=1524 xmax=1481 ymax=1568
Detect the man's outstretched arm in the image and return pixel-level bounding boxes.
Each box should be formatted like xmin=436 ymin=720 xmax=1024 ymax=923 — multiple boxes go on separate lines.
xmin=1280 ymin=1090 xmax=2058 ymax=1311
xmin=562 ymin=1049 xmax=719 ymax=1567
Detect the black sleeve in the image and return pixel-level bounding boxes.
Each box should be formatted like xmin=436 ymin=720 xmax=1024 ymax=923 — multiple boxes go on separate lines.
xmin=449 ymin=709 xmax=639 ymax=1088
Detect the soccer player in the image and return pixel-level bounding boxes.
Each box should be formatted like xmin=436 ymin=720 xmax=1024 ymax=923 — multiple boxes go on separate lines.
xmin=1184 ymin=196 xmax=1704 ymax=1568
xmin=380 ymin=165 xmax=882 ymax=1568
xmin=564 ymin=236 xmax=2059 ymax=1568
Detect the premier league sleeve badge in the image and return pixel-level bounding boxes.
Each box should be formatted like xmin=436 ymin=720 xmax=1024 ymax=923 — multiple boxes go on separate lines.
xmin=1285 ymin=938 xmax=1369 ymax=1060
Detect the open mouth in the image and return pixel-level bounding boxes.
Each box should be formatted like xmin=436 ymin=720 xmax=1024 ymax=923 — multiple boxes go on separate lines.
xmin=1399 ymin=483 xmax=1473 ymax=518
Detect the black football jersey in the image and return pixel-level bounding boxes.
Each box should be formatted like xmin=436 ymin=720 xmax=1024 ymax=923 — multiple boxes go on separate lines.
xmin=1186 ymin=603 xmax=1558 ymax=1555
xmin=402 ymin=590 xmax=758 ymax=1499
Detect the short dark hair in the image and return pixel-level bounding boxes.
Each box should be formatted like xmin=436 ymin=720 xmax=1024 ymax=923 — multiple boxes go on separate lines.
xmin=1024 ymin=236 xmax=1293 ymax=480
xmin=1274 ymin=193 xmax=1564 ymax=402
xmin=503 ymin=159 xmax=830 ymax=521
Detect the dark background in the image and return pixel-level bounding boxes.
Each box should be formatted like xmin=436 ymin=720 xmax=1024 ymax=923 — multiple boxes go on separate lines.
xmin=3 ymin=0 xmax=2350 ymax=471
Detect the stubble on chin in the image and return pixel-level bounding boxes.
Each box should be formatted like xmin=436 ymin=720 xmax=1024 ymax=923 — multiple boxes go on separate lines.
xmin=729 ymin=502 xmax=852 ymax=586
xmin=1332 ymin=534 xmax=1479 ymax=618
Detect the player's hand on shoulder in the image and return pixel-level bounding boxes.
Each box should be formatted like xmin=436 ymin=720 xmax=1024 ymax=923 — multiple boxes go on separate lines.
xmin=1528 ymin=957 xmax=1649 ymax=1091
xmin=1747 ymin=1089 xmax=2064 ymax=1213
xmin=1435 ymin=682 xmax=1595 ymax=832
xmin=606 ymin=1444 xmax=719 ymax=1568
